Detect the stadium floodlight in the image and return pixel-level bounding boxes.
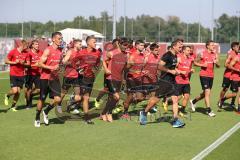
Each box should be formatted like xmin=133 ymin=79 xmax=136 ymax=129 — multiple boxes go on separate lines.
xmin=237 ymin=11 xmax=240 ymax=42
xmin=123 ymin=0 xmax=126 ymax=37
xmin=211 ymin=0 xmax=214 ymax=41
xmin=112 ymin=0 xmax=116 ymax=39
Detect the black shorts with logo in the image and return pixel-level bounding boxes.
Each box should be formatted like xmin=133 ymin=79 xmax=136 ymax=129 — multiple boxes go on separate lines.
xmin=25 ymin=75 xmax=40 ymax=89
xmin=126 ymin=78 xmax=143 ymax=93
xmin=200 ymin=76 xmax=213 ymax=90
xmin=79 ymin=76 xmax=94 ymax=95
xmin=176 ymin=83 xmax=191 ymax=96
xmin=222 ymin=77 xmax=231 ymax=89
xmin=10 ymin=76 xmax=25 ymax=88
xmin=40 ymin=79 xmax=61 ymax=100
xmin=230 ymin=80 xmax=240 ymax=92
xmin=62 ymin=77 xmax=79 ymax=90
xmin=159 ymin=76 xmax=179 ymax=97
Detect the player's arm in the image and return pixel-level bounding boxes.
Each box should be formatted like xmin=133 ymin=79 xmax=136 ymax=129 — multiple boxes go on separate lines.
xmin=126 ymin=54 xmax=134 ymax=69
xmin=158 ymin=60 xmax=177 ymax=75
xmin=228 ymin=57 xmax=240 ymax=72
xmin=62 ymin=49 xmax=72 ymax=65
xmin=224 ymin=54 xmax=232 ymax=68
xmin=193 ymin=53 xmax=207 ymax=67
xmin=175 ymin=57 xmax=186 ymax=75
xmin=214 ymin=53 xmax=220 ymax=68
xmin=103 ymin=51 xmax=112 ymax=75
xmin=5 ymin=51 xmax=18 ymax=65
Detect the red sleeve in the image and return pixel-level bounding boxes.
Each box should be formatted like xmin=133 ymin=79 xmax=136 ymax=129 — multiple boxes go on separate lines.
xmin=25 ymin=52 xmax=30 ymax=62
xmin=7 ymin=50 xmax=14 ymax=61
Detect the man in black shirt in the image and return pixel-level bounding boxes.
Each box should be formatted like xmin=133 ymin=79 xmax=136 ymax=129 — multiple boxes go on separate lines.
xmin=139 ymin=39 xmax=185 ymax=128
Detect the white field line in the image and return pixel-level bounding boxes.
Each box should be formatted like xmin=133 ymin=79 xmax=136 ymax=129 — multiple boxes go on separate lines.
xmin=192 ymin=122 xmax=240 ymax=160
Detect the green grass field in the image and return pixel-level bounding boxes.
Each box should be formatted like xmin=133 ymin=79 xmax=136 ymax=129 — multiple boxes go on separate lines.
xmin=0 ymin=56 xmax=240 ymax=160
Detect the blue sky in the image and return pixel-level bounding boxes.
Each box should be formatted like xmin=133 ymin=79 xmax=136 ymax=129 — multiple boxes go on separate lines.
xmin=0 ymin=0 xmax=238 ymax=28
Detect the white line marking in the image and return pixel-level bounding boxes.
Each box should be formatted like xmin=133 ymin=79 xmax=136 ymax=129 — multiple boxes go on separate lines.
xmin=192 ymin=122 xmax=240 ymax=160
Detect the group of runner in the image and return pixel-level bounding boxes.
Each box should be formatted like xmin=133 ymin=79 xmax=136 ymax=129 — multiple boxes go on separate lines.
xmin=4 ymin=31 xmax=240 ymax=128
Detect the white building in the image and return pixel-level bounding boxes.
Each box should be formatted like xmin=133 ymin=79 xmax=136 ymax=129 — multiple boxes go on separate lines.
xmin=59 ymin=28 xmax=105 ymax=49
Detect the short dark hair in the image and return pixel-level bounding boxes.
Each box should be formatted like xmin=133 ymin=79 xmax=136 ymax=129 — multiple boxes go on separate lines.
xmin=171 ymin=39 xmax=182 ymax=48
xmin=120 ymin=37 xmax=129 ymax=45
xmin=206 ymin=40 xmax=214 ymax=48
xmin=86 ymin=35 xmax=96 ymax=42
xmin=231 ymin=42 xmax=239 ymax=49
xmin=167 ymin=45 xmax=172 ymax=50
xmin=52 ymin=32 xmax=62 ymax=38
xmin=73 ymin=39 xmax=82 ymax=44
xmin=135 ymin=39 xmax=144 ymax=45
xmin=30 ymin=40 xmax=38 ymax=48
xmin=182 ymin=45 xmax=191 ymax=51
xmin=150 ymin=43 xmax=159 ymax=51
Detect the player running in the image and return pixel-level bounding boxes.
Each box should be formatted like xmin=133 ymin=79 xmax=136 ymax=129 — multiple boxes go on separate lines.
xmin=139 ymin=39 xmax=185 ymax=128
xmin=217 ymin=42 xmax=239 ymax=109
xmin=190 ymin=40 xmax=220 ymax=117
xmin=4 ymin=40 xmax=29 ymax=111
xmin=34 ymin=32 xmax=63 ymax=127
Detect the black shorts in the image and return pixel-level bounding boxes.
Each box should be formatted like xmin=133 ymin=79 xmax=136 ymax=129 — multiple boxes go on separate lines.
xmin=103 ymin=74 xmax=108 ymax=88
xmin=10 ymin=76 xmax=24 ymax=88
xmin=25 ymin=75 xmax=40 ymax=89
xmin=230 ymin=81 xmax=240 ymax=92
xmin=222 ymin=77 xmax=231 ymax=89
xmin=79 ymin=76 xmax=94 ymax=95
xmin=160 ymin=77 xmax=179 ymax=97
xmin=141 ymin=82 xmax=158 ymax=94
xmin=200 ymin=76 xmax=213 ymax=90
xmin=126 ymin=78 xmax=143 ymax=93
xmin=176 ymin=84 xmax=190 ymax=96
xmin=62 ymin=77 xmax=79 ymax=90
xmin=40 ymin=79 xmax=61 ymax=100
xmin=106 ymin=79 xmax=122 ymax=93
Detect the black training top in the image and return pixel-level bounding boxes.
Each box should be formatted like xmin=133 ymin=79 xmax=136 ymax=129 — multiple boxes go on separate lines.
xmin=160 ymin=51 xmax=177 ymax=82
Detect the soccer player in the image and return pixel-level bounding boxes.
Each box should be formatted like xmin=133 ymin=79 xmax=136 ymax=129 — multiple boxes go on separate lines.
xmin=34 ymin=32 xmax=63 ymax=127
xmin=139 ymin=39 xmax=185 ymax=128
xmin=73 ymin=35 xmax=101 ymax=124
xmin=60 ymin=39 xmax=82 ymax=114
xmin=4 ymin=40 xmax=29 ymax=111
xmin=190 ymin=40 xmax=220 ymax=117
xmin=175 ymin=46 xmax=194 ymax=115
xmin=217 ymin=42 xmax=239 ymax=109
xmin=101 ymin=38 xmax=129 ymax=122
xmin=25 ymin=40 xmax=42 ymax=109
xmin=122 ymin=40 xmax=146 ymax=120
xmin=220 ymin=44 xmax=240 ymax=111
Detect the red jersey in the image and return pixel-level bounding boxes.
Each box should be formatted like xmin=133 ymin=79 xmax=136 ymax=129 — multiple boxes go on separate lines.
xmin=175 ymin=54 xmax=193 ymax=84
xmin=223 ymin=50 xmax=237 ymax=78
xmin=142 ymin=53 xmax=160 ymax=84
xmin=127 ymin=51 xmax=145 ymax=80
xmin=27 ymin=50 xmax=42 ymax=76
xmin=189 ymin=52 xmax=196 ymax=62
xmin=199 ymin=50 xmax=217 ymax=78
xmin=106 ymin=49 xmax=127 ymax=81
xmin=230 ymin=54 xmax=240 ymax=81
xmin=75 ymin=48 xmax=101 ymax=78
xmin=40 ymin=46 xmax=62 ymax=80
xmin=7 ymin=48 xmax=29 ymax=77
xmin=64 ymin=49 xmax=79 ymax=78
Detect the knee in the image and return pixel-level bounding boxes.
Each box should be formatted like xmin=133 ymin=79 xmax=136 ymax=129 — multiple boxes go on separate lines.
xmin=54 ymin=96 xmax=61 ymax=104
xmin=74 ymin=95 xmax=81 ymax=102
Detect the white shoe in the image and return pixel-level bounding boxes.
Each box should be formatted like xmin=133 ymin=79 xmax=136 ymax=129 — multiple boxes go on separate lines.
xmin=190 ymin=100 xmax=196 ymax=112
xmin=34 ymin=120 xmax=40 ymax=127
xmin=42 ymin=110 xmax=49 ymax=125
xmin=208 ymin=111 xmax=216 ymax=117
xmin=56 ymin=105 xmax=63 ymax=114
xmin=72 ymin=109 xmax=80 ymax=114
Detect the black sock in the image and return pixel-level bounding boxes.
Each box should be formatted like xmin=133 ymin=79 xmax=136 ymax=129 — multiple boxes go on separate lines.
xmin=231 ymin=97 xmax=236 ymax=105
xmin=222 ymin=97 xmax=226 ymax=102
xmin=35 ymin=110 xmax=41 ymax=120
xmin=206 ymin=107 xmax=211 ymax=113
xmin=84 ymin=113 xmax=90 ymax=121
xmin=123 ymin=108 xmax=128 ymax=114
xmin=11 ymin=102 xmax=16 ymax=108
xmin=192 ymin=99 xmax=197 ymax=104
xmin=180 ymin=107 xmax=186 ymax=113
xmin=44 ymin=105 xmax=54 ymax=114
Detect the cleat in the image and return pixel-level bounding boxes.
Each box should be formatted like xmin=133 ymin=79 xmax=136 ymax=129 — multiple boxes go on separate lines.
xmin=190 ymin=100 xmax=196 ymax=112
xmin=139 ymin=111 xmax=147 ymax=125
xmin=42 ymin=110 xmax=49 ymax=125
xmin=162 ymin=102 xmax=168 ymax=112
xmin=11 ymin=107 xmax=17 ymax=112
xmin=94 ymin=99 xmax=101 ymax=109
xmin=4 ymin=94 xmax=9 ymax=106
xmin=56 ymin=105 xmax=62 ymax=114
xmin=85 ymin=120 xmax=94 ymax=125
xmin=34 ymin=120 xmax=40 ymax=127
xmin=172 ymin=119 xmax=185 ymax=128
xmin=112 ymin=107 xmax=123 ymax=114
xmin=149 ymin=106 xmax=158 ymax=113
xmin=71 ymin=109 xmax=80 ymax=114
xmin=207 ymin=111 xmax=216 ymax=117
xmin=120 ymin=113 xmax=130 ymax=120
